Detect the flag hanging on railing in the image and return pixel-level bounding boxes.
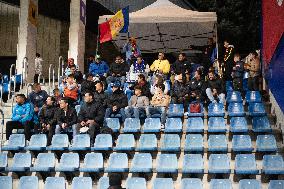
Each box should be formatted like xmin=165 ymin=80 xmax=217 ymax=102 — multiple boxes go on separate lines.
xmin=99 ymin=6 xmax=129 ymax=43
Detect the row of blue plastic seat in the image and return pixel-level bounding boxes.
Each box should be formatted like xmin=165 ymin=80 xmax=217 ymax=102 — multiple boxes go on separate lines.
xmin=1 ymin=152 xmax=284 ymax=175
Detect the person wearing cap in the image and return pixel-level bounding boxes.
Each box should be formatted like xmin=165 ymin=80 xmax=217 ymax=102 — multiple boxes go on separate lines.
xmin=106 ymin=56 xmax=129 ymax=87
xmin=89 ymin=55 xmax=109 ymax=78
xmin=150 ymin=52 xmax=170 ymax=75
xmin=108 ymin=173 xmax=125 ymax=189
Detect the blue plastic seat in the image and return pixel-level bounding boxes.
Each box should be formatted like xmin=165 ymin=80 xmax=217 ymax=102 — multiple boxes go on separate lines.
xmin=143 ymin=118 xmax=161 ymax=133
xmin=55 ymin=153 xmax=79 ymax=172
xmin=208 ymin=103 xmax=225 ymax=117
xmin=44 ymin=177 xmax=65 ymax=189
xmin=210 ymin=179 xmax=232 ymax=189
xmin=252 ymin=116 xmax=272 ymax=132
xmin=246 ymin=91 xmax=262 ymax=103
xmin=105 ymin=153 xmax=128 ymax=172
xmin=69 ymin=134 xmax=90 ymax=151
xmin=130 ymin=153 xmax=152 ymax=173
xmin=105 ymin=118 xmax=120 ymax=132
xmin=262 ymin=155 xmax=284 ymax=174
xmin=136 ymin=134 xmax=157 ymax=151
xmin=25 ymin=134 xmax=47 ymax=151
xmin=181 ymin=178 xmax=203 ymax=189
xmin=156 ymin=154 xmax=178 ymax=173
xmin=98 ymin=177 xmax=109 ymax=189
xmin=230 ymin=117 xmax=248 ymax=133
xmin=226 ymin=91 xmax=242 ymax=103
xmin=114 ymin=134 xmax=135 ymax=151
xmin=182 ymin=154 xmax=204 ymax=174
xmin=30 ymin=153 xmax=55 ymax=172
xmin=79 ymin=153 xmax=103 ymax=172
xmin=15 ymin=74 xmax=22 ymax=85
xmin=208 ymin=117 xmax=226 ymax=133
xmin=18 ymin=176 xmax=38 ymax=189
xmin=0 ymin=176 xmax=12 ymax=189
xmin=71 ymin=177 xmax=92 ymax=189
xmin=239 ymin=179 xmax=261 ymax=189
xmin=249 ymin=103 xmax=266 ymax=116
xmin=2 ymin=134 xmax=25 ymax=151
xmin=167 ymin=104 xmax=184 ymax=117
xmin=126 ymin=177 xmax=147 ymax=189
xmin=164 ymin=118 xmax=183 ymax=133
xmin=208 ymin=154 xmax=230 ymax=174
xmin=208 ymin=135 xmax=228 ymax=152
xmin=160 ymin=134 xmax=180 ymax=152
xmin=0 ymin=153 xmax=8 ymax=171
xmin=235 ymin=154 xmax=258 ymax=174
xmin=184 ymin=134 xmax=203 ymax=152
xmin=47 ymin=134 xmax=69 ymax=151
xmin=256 ymin=135 xmax=277 ymax=152
xmin=186 ymin=103 xmax=204 ymax=117
xmin=268 ymin=180 xmax=284 ymax=189
xmin=6 ymin=153 xmax=31 ymax=172
xmin=123 ymin=118 xmax=141 ymax=133
xmin=153 ymin=178 xmax=174 ymax=189
xmin=228 ymin=103 xmax=245 ymax=117
xmin=232 ymin=135 xmax=253 ymax=152
xmin=92 ymin=134 xmax=113 ymax=151
xmin=186 ymin=117 xmax=204 ymax=133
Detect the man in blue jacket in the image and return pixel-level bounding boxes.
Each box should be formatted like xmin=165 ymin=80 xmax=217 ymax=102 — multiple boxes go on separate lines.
xmin=6 ymin=94 xmax=35 ymax=140
xmin=88 ymin=55 xmax=109 ymax=78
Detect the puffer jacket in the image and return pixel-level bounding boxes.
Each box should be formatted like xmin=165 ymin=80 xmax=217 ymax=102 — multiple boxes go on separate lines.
xmin=105 ymin=89 xmax=128 ymax=109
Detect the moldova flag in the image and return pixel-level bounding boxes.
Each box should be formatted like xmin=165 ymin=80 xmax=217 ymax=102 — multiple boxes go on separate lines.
xmin=99 ymin=6 xmax=129 ymax=43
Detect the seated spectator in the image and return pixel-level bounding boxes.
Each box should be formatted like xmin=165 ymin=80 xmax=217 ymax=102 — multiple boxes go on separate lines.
xmin=247 ymin=51 xmax=260 ymax=91
xmin=206 ymin=71 xmax=225 ymax=104
xmin=64 ymin=58 xmax=78 ymax=76
xmin=105 ymin=82 xmax=128 ymax=122
xmin=37 ymin=96 xmax=58 ymax=145
xmin=6 ymin=94 xmax=35 ymax=140
xmin=150 ymin=52 xmax=170 ymax=75
xmin=128 ymin=55 xmax=149 ymax=82
xmin=106 ymin=56 xmax=129 ymax=87
xmin=171 ymin=74 xmax=187 ymax=104
xmin=232 ymin=53 xmax=244 ymax=91
xmin=146 ymin=84 xmax=170 ymax=126
xmin=171 ymin=53 xmax=191 ymax=81
xmin=150 ymin=74 xmax=169 ymax=95
xmin=63 ymin=74 xmax=79 ymax=105
xmin=186 ymin=69 xmax=206 ymax=103
xmin=125 ymin=86 xmax=149 ymax=118
xmin=69 ymin=65 xmax=83 ymax=84
xmin=108 ymin=173 xmax=125 ymax=189
xmin=28 ymin=83 xmax=48 ymax=109
xmin=53 ymin=88 xmax=62 ymax=105
xmin=134 ymin=74 xmax=151 ymax=98
xmin=88 ymin=54 xmax=109 ymax=80
xmin=75 ymin=92 xmax=104 ymax=143
xmin=94 ymin=81 xmax=108 ymax=108
xmin=55 ymin=98 xmax=77 ymax=138
xmin=81 ymin=73 xmax=96 ymax=95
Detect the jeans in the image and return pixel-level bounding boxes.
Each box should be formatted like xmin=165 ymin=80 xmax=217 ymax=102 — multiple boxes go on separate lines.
xmin=6 ymin=121 xmax=34 ymax=141
xmin=55 ymin=124 xmax=77 ymax=139
xmin=206 ymin=88 xmax=225 ymax=104
xmin=75 ymin=122 xmax=100 ymax=143
xmin=145 ymin=106 xmax=167 ymax=124
xmin=105 ymin=108 xmax=126 ymax=122
xmin=106 ymin=76 xmax=126 ymax=86
xmin=125 ymin=107 xmax=146 ymax=118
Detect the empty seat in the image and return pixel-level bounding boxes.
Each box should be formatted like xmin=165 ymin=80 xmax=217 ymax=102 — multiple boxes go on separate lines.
xmin=18 ymin=176 xmax=38 ymax=189
xmin=208 ymin=117 xmax=226 ymax=133
xmin=136 ymin=134 xmax=157 ymax=151
xmin=230 ymin=117 xmax=248 ymax=133
xmin=268 ymin=180 xmax=284 ymax=189
xmin=232 ymin=135 xmax=253 ymax=152
xmin=160 ymin=134 xmax=180 ymax=152
xmin=47 ymin=134 xmax=69 ymax=151
xmin=98 ymin=177 xmax=109 ymax=189
xmin=186 ymin=103 xmax=205 ymax=117
xmin=105 ymin=118 xmax=120 ymax=132
xmin=210 ymin=179 xmax=232 ymax=189
xmin=167 ymin=104 xmax=184 ymax=117
xmin=69 ymin=134 xmax=90 ymax=151
xmin=208 ymin=103 xmax=225 ymax=117
xmin=105 ymin=153 xmax=128 ymax=172
xmin=0 ymin=176 xmax=12 ymax=189
xmin=55 ymin=153 xmax=79 ymax=172
xmin=228 ymin=103 xmax=245 ymax=117
xmin=156 ymin=154 xmax=178 ymax=173
xmin=209 ymin=154 xmax=230 ymax=174
xmin=252 ymin=116 xmax=272 ymax=132
xmin=126 ymin=177 xmax=147 ymax=189
xmin=186 ymin=117 xmax=204 ymax=133
xmin=71 ymin=177 xmax=92 ymax=189
xmin=181 ymin=178 xmax=203 ymax=189
xmin=6 ymin=153 xmax=31 ymax=172
xmin=25 ymin=134 xmax=47 ymax=151
xmin=123 ymin=118 xmax=141 ymax=133
xmin=2 ymin=134 xmax=25 ymax=151
xmin=246 ymin=91 xmax=261 ymax=103
xmin=226 ymin=91 xmax=242 ymax=103
xmin=153 ymin=178 xmax=174 ymax=189
xmin=248 ymin=103 xmax=266 ymax=116
xmin=143 ymin=118 xmax=161 ymax=133
xmin=184 ymin=134 xmax=203 ymax=152
xmin=235 ymin=154 xmax=258 ymax=174
xmin=262 ymin=155 xmax=284 ymax=174
xmin=256 ymin=135 xmax=277 ymax=152
xmin=239 ymin=179 xmax=261 ymax=189
xmin=92 ymin=134 xmax=113 ymax=151
xmin=182 ymin=154 xmax=204 ymax=174
xmin=79 ymin=153 xmax=104 ymax=172
xmin=130 ymin=153 xmax=152 ymax=173
xmin=164 ymin=118 xmax=183 ymax=133
xmin=114 ymin=134 xmax=135 ymax=151
xmin=30 ymin=153 xmax=55 ymax=172
xmin=44 ymin=177 xmax=65 ymax=189
xmin=0 ymin=153 xmax=8 ymax=171
xmin=208 ymin=135 xmax=228 ymax=152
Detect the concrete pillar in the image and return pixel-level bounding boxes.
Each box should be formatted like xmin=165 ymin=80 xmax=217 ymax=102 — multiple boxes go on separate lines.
xmin=68 ymin=0 xmax=86 ymax=73
xmin=17 ymin=0 xmax=38 ymax=83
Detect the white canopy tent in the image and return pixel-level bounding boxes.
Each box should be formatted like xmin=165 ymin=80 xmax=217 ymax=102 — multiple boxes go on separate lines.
xmin=98 ymin=0 xmax=217 ymax=53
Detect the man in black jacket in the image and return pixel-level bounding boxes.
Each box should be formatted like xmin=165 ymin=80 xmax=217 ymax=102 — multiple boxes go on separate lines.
xmin=206 ymin=71 xmax=225 ymax=104
xmin=94 ymin=81 xmax=108 ymax=108
xmin=106 ymin=56 xmax=129 ymax=87
xmin=232 ymin=53 xmax=244 ymax=91
xmin=171 ymin=53 xmax=191 ymax=80
xmin=187 ymin=69 xmax=206 ymax=103
xmin=81 ymin=73 xmax=96 ymax=95
xmin=55 ymin=98 xmax=78 ymax=138
xmin=75 ymin=92 xmax=104 ymax=143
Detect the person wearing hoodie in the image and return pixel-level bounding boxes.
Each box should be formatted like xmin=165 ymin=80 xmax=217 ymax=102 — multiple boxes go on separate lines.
xmin=34 ymin=53 xmax=43 ymax=83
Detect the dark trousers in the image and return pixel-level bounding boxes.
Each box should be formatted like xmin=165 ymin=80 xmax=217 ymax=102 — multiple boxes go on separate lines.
xmin=6 ymin=121 xmax=33 ymax=140
xmin=248 ymin=76 xmax=259 ymax=91
xmin=233 ymin=77 xmax=243 ymax=91
xmin=34 ymin=123 xmax=55 ymax=145
xmin=34 ymin=74 xmax=39 ymax=83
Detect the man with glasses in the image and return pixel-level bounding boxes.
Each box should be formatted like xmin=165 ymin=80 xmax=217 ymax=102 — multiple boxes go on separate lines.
xmin=150 ymin=52 xmax=170 ymax=75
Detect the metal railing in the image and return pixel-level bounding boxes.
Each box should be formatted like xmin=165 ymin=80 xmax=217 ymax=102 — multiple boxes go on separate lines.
xmin=8 ymin=64 xmax=16 ymax=99
xmin=0 ymin=108 xmax=4 ymax=152
xmin=58 ymin=56 xmax=64 ymax=81
xmin=37 ymin=73 xmax=45 ymax=85
xmin=22 ymin=57 xmax=28 ymax=88
xmin=49 ymin=64 xmax=55 ymax=95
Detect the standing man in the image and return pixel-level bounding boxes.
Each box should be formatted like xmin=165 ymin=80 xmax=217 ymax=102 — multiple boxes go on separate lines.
xmin=34 ymin=53 xmax=43 ymax=83
xmin=223 ymin=39 xmax=235 ymax=82
xmin=247 ymin=51 xmax=260 ymax=91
